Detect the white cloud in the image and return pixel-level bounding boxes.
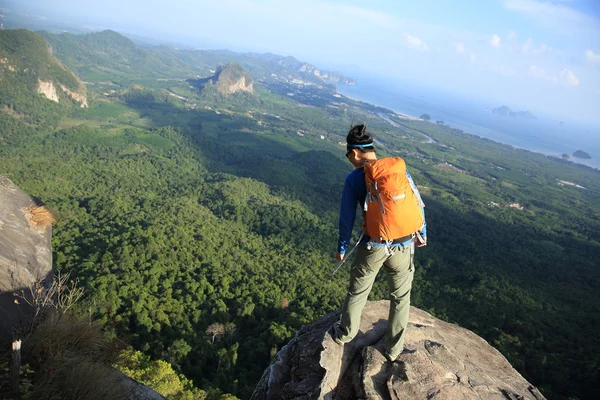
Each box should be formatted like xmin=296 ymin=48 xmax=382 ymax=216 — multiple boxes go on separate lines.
xmin=528 ymin=64 xmax=557 ymax=82
xmin=470 ymin=53 xmax=476 ymax=64
xmin=585 ymin=49 xmax=600 ymax=66
xmin=499 ymin=64 xmax=520 ymax=77
xmin=454 ymin=42 xmax=465 ymax=53
xmin=528 ymin=65 xmax=581 ymax=87
xmin=403 ymin=33 xmax=429 ymax=52
xmin=518 ymin=38 xmax=550 ymax=55
xmin=508 ymin=30 xmax=518 ymax=40
xmin=529 ymin=64 xmax=546 ymax=79
xmin=490 ymin=34 xmax=501 ymax=48
xmin=559 ymin=68 xmax=579 ymax=86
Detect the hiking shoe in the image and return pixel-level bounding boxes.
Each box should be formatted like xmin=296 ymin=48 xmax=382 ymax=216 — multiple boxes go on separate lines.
xmin=331 ymin=321 xmax=351 ymax=346
xmin=384 ymin=346 xmax=417 ymax=362
xmin=383 ymin=351 xmax=396 ymax=362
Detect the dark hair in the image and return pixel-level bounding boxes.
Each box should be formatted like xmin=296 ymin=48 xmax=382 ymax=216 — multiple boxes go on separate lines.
xmin=346 ymin=124 xmax=376 ymax=153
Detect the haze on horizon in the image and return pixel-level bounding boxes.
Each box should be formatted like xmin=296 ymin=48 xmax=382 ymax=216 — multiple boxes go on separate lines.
xmin=5 ymin=0 xmax=600 ymax=127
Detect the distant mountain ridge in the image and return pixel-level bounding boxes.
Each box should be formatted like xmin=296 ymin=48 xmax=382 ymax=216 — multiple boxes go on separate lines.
xmin=276 ymin=55 xmax=355 ymax=86
xmin=39 ymin=30 xmax=192 ymax=80
xmin=39 ymin=30 xmax=355 ymax=88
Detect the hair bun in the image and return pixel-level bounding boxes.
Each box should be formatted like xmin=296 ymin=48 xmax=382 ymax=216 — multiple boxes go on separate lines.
xmin=347 ymin=123 xmax=373 ymax=145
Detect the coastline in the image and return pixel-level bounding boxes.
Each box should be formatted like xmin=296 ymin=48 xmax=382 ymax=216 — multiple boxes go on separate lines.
xmin=339 ymin=90 xmax=422 ymax=121
xmin=336 ymin=87 xmax=599 ymax=172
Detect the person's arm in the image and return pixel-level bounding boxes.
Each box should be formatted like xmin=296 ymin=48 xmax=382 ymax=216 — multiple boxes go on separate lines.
xmin=406 ymin=169 xmax=427 ymax=246
xmin=337 ymin=174 xmax=358 ymax=258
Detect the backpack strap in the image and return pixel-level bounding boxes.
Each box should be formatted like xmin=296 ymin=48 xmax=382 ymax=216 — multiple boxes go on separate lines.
xmin=407 ymin=173 xmax=425 ymax=208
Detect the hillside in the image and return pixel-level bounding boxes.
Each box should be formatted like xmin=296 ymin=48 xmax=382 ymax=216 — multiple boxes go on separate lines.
xmin=39 ymin=29 xmax=355 ymax=90
xmin=0 ymin=28 xmax=598 ymax=400
xmin=39 ymin=30 xmax=192 ymax=81
xmin=0 ymin=29 xmax=86 ymax=129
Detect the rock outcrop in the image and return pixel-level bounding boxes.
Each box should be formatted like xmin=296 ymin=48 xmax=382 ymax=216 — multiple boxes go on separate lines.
xmin=0 ymin=176 xmax=54 ymax=340
xmin=492 ymin=106 xmax=537 ymax=120
xmin=61 ymin=83 xmax=89 ymax=108
xmin=212 ymin=62 xmax=254 ymax=95
xmin=35 ymin=80 xmax=88 ymax=107
xmin=251 ymin=301 xmax=545 ymax=400
xmin=37 ymin=80 xmax=59 ymax=103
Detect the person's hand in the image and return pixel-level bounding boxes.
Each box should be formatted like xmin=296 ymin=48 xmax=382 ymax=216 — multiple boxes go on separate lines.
xmin=416 ymin=237 xmax=427 ymax=247
xmin=336 ymin=252 xmax=345 ymax=262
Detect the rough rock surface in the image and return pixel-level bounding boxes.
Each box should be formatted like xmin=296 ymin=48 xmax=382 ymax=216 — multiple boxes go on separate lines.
xmin=0 ymin=177 xmax=53 ymax=339
xmin=37 ymin=80 xmax=59 ymax=103
xmin=251 ymin=301 xmax=545 ymax=400
xmin=118 ymin=372 xmax=167 ymax=400
xmin=61 ymin=83 xmax=88 ymax=108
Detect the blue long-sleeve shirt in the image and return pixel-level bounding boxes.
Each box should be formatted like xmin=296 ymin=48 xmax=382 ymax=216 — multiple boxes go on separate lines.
xmin=337 ymin=166 xmax=427 ymax=254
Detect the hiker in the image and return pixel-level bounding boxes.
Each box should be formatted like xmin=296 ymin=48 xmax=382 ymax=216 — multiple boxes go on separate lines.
xmin=333 ymin=124 xmax=427 ymax=362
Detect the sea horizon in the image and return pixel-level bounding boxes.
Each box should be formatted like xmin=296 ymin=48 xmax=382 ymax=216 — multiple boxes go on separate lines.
xmin=337 ymin=79 xmax=600 ymax=171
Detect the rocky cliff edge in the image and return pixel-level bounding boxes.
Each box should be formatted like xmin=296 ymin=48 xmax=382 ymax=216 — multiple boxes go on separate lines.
xmin=251 ymin=301 xmax=545 ymax=400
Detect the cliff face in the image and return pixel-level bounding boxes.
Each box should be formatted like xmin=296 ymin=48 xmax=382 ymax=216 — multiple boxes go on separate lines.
xmin=212 ymin=62 xmax=254 ymax=95
xmin=37 ymin=80 xmax=59 ymax=103
xmin=0 ymin=29 xmax=88 ymax=115
xmin=251 ymin=301 xmax=545 ymax=400
xmin=0 ymin=177 xmax=53 ymax=340
xmin=60 ymin=83 xmax=89 ymax=108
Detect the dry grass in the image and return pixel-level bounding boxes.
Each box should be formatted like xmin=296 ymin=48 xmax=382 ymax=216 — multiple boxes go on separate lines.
xmin=30 ymin=358 xmax=128 ymax=400
xmin=23 ymin=204 xmax=56 ymax=231
xmin=22 ymin=314 xmax=128 ymax=400
xmin=26 ymin=315 xmax=112 ymax=363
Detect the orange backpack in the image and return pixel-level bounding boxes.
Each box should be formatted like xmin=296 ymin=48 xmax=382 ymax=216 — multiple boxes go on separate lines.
xmin=363 ymin=157 xmax=425 ymax=241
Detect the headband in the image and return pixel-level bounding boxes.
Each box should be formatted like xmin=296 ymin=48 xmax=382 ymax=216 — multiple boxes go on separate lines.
xmin=347 ymin=143 xmax=374 ymax=148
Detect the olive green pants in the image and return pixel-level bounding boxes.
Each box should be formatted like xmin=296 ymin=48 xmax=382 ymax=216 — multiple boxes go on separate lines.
xmin=338 ymin=242 xmax=414 ymax=359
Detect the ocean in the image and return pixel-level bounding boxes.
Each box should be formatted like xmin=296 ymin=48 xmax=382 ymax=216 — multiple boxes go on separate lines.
xmin=337 ymin=79 xmax=600 ymax=170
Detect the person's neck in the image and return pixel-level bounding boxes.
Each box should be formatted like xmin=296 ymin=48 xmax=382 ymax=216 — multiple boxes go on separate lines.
xmin=358 ymin=154 xmax=377 ymax=167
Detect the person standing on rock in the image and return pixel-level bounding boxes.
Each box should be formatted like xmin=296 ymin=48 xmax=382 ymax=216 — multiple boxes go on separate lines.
xmin=333 ymin=123 xmax=427 ymax=362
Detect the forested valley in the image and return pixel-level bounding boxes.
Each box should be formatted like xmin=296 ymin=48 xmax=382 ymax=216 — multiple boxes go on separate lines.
xmin=0 ymin=28 xmax=599 ymax=399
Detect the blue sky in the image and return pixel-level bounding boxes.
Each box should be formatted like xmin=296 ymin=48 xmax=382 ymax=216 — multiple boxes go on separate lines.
xmin=6 ymin=0 xmax=600 ymax=124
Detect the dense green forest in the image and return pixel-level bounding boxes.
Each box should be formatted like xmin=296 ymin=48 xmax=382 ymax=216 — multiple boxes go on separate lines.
xmin=1 ymin=29 xmax=599 ymax=399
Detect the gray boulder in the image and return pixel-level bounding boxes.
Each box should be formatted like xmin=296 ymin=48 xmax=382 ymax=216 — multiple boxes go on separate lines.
xmin=251 ymin=301 xmax=545 ymax=400
xmin=0 ymin=176 xmax=53 ymax=340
